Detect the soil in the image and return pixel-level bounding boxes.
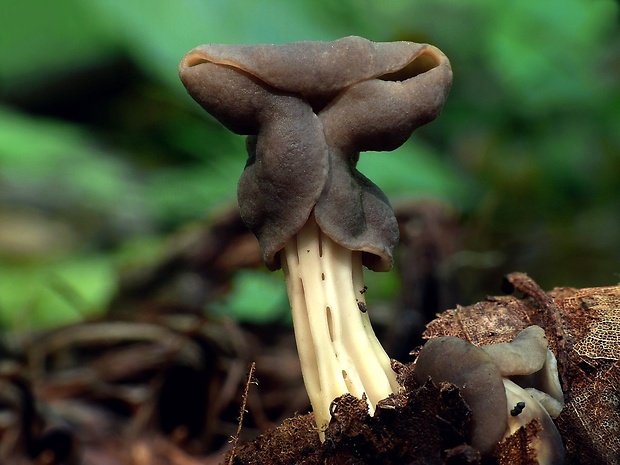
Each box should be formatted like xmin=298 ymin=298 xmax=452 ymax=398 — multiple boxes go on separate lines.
xmin=225 ymin=363 xmax=478 ymax=465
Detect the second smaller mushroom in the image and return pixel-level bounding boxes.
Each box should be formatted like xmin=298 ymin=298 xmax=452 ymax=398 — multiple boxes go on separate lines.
xmin=414 ymin=325 xmax=565 ymax=463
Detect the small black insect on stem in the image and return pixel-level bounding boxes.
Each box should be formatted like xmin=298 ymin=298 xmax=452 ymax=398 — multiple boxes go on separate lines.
xmin=357 ymin=301 xmax=368 ymax=313
xmin=510 ymin=401 xmax=526 ymax=416
xmin=360 ymin=286 xmax=368 ymax=295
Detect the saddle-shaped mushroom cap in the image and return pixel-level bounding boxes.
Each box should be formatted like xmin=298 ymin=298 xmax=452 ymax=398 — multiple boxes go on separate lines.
xmin=179 ymin=36 xmax=452 ymax=271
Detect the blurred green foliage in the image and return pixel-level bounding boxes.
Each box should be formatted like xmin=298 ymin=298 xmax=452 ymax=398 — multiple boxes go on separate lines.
xmin=0 ymin=0 xmax=619 ymax=328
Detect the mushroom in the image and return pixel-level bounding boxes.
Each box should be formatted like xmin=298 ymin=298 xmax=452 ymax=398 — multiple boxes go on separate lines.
xmin=178 ymin=36 xmax=452 ymax=436
xmin=414 ymin=325 xmax=565 ymax=463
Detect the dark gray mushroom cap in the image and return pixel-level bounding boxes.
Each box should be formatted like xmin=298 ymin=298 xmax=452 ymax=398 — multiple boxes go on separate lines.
xmin=414 ymin=336 xmax=508 ymax=456
xmin=179 ymin=36 xmax=452 ymax=271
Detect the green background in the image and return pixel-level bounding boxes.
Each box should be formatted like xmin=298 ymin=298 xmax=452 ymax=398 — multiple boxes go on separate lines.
xmin=1 ymin=0 xmax=619 ymax=329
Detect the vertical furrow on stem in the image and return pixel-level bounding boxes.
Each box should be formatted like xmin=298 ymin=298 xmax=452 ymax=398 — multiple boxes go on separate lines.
xmin=296 ymin=216 xmax=348 ymax=428
xmin=351 ymin=253 xmax=401 ymax=393
xmin=322 ymin=232 xmax=395 ymax=408
xmin=281 ymin=243 xmax=323 ymax=418
xmin=318 ymin=228 xmax=365 ymax=400
xmin=320 ymin=232 xmax=367 ymax=403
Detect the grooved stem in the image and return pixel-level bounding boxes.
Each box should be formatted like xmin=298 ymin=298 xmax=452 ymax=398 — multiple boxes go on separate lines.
xmin=281 ymin=214 xmax=400 ymax=439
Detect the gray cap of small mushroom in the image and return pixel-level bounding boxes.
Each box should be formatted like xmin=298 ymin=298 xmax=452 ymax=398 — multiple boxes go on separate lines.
xmin=482 ymin=325 xmax=565 ymax=418
xmin=179 ymin=36 xmax=452 ymax=271
xmin=414 ymin=325 xmax=565 ymax=463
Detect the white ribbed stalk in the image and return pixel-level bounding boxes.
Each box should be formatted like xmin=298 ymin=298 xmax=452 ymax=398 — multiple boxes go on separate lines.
xmin=281 ymin=214 xmax=400 ymax=439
